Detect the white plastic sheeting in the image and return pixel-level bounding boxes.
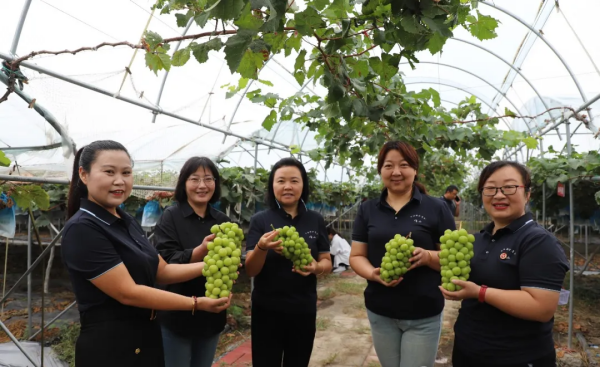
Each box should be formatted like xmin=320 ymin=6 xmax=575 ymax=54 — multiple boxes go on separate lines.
xmin=0 ymin=341 xmax=68 ymax=367
xmin=0 ymin=0 xmax=599 ymax=183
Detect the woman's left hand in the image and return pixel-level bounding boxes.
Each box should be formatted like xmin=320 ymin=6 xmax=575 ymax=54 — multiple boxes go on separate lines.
xmin=408 ymin=247 xmax=432 ymax=271
xmin=439 ymin=279 xmax=481 ymax=301
xmin=292 ymin=260 xmax=318 ymax=276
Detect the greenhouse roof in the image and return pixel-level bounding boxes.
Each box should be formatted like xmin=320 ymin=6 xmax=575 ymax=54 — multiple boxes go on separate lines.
xmin=0 ymin=0 xmax=599 ymax=183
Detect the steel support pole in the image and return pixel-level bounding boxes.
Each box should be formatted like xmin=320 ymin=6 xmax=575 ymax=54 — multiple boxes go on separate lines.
xmin=10 ymin=0 xmax=33 ymax=56
xmin=0 ymin=319 xmax=39 ymax=367
xmin=27 ymin=216 xmax=32 ymax=337
xmin=28 ymin=301 xmax=77 ymax=341
xmin=0 ymin=174 xmax=175 ymax=192
xmin=585 ymin=225 xmax=588 ymax=261
xmin=565 ymin=118 xmax=575 ymax=349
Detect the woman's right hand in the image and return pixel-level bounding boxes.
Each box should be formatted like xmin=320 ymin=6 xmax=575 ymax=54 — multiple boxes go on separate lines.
xmin=196 ymin=294 xmax=232 ymax=313
xmin=371 ymin=267 xmax=402 ymax=287
xmin=257 ymin=230 xmax=284 ymax=255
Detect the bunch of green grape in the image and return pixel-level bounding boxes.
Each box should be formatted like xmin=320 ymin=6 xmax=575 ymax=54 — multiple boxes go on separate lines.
xmin=439 ymin=229 xmax=474 ymax=292
xmin=202 ymin=222 xmax=244 ymax=299
xmin=273 ymin=225 xmax=314 ymax=271
xmin=380 ymin=234 xmax=415 ymax=283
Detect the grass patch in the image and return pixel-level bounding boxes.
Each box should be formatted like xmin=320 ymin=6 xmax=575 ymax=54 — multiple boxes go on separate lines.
xmin=52 ymin=322 xmax=80 ymax=367
xmin=333 ymin=281 xmax=366 ymax=295
xmin=317 ymin=288 xmax=336 ymax=300
xmin=322 ymin=352 xmax=338 ymax=366
xmin=352 ymin=326 xmax=371 ymax=335
xmin=316 ymin=316 xmax=332 ymax=331
xmin=367 ymin=362 xmax=381 ymax=367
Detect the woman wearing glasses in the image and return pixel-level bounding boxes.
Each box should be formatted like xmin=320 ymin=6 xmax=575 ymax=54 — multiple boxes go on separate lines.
xmin=154 ymin=157 xmax=232 ymax=367
xmin=440 ymin=161 xmax=569 ymax=367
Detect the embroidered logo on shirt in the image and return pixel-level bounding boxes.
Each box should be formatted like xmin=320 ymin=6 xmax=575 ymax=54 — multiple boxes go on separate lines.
xmin=304 ymin=230 xmax=319 ymax=240
xmin=409 ymin=214 xmax=426 ymax=223
xmin=499 ymin=248 xmax=516 ymax=260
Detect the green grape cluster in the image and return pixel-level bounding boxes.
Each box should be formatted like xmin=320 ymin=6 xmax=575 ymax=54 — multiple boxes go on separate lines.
xmin=380 ymin=234 xmax=415 ymax=283
xmin=439 ymin=229 xmax=474 ymax=292
xmin=202 ymin=222 xmax=244 ymax=299
xmin=273 ymin=225 xmax=314 ymax=271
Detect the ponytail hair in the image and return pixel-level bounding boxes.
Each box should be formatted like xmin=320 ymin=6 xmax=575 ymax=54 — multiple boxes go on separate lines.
xmin=66 ymin=140 xmax=131 ymax=219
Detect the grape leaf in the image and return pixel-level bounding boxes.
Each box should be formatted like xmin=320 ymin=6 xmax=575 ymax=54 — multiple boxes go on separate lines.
xmin=290 ymin=145 xmax=301 ymax=154
xmin=429 ymin=88 xmax=441 ymax=107
xmin=145 ymin=31 xmax=163 ymax=51
xmin=145 ymin=52 xmax=171 ymax=75
xmin=258 ymin=79 xmax=273 ymax=86
xmin=523 ymin=137 xmax=538 ymax=150
xmin=504 ymin=107 xmax=517 ymax=118
xmin=224 ymin=30 xmax=255 ymax=73
xmin=238 ymin=50 xmax=265 ymax=79
xmin=0 ymin=150 xmax=10 ymax=167
xmin=171 ymin=47 xmax=191 ymax=67
xmin=466 ymin=11 xmax=498 ymax=41
xmin=210 ymin=0 xmax=245 ymax=21
xmin=194 ymin=12 xmax=210 ymax=27
xmin=294 ymin=6 xmax=326 ymax=36
xmin=427 ymin=29 xmax=446 ymax=55
xmin=422 ymin=16 xmax=453 ymax=38
xmin=235 ymin=3 xmax=264 ymax=30
xmin=191 ymin=38 xmax=224 ymax=64
xmin=12 ymin=185 xmax=50 ymax=211
xmin=294 ymin=49 xmax=307 ymax=72
xmin=175 ymin=12 xmax=192 ymax=27
xmin=262 ymin=110 xmax=278 ymax=130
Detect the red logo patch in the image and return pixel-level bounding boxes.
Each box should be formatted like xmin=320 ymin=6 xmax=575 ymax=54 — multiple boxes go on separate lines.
xmin=500 ymin=253 xmax=507 ymax=260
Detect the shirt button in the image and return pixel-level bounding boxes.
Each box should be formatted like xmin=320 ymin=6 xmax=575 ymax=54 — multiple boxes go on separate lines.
xmin=492 ymin=239 xmax=495 ymax=242
xmin=135 ymin=348 xmax=141 ymax=354
xmin=486 ymin=251 xmax=489 ymax=254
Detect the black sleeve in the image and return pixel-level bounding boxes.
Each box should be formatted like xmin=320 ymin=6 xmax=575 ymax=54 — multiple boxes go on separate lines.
xmin=316 ymin=214 xmax=330 ymax=253
xmin=352 ymin=203 xmax=368 ymax=244
xmin=62 ymin=222 xmax=122 ymax=281
xmin=154 ymin=209 xmax=192 ymax=264
xmin=519 ymin=233 xmax=569 ymax=291
xmin=246 ymin=213 xmax=264 ymax=251
xmin=437 ymin=201 xmax=456 ymax=240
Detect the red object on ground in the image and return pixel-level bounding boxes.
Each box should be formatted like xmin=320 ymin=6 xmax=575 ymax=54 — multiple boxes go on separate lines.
xmin=212 ymin=340 xmax=252 ymax=367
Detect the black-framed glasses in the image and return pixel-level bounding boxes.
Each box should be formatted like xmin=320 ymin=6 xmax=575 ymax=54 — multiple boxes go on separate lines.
xmin=480 ymin=185 xmax=527 ymax=197
xmin=187 ymin=176 xmax=216 ymax=186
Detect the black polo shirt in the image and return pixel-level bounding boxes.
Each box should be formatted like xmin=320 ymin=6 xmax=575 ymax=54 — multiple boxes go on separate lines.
xmin=352 ymin=186 xmax=456 ymax=320
xmin=440 ymin=196 xmax=456 ymax=214
xmin=153 ymin=201 xmax=230 ymax=338
xmin=246 ymin=205 xmax=330 ymax=314
xmin=454 ymin=212 xmax=569 ymax=364
xmin=61 ymin=199 xmax=159 ymax=316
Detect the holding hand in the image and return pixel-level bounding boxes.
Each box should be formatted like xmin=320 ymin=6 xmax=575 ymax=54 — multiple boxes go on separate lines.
xmin=197 ymin=293 xmax=232 ymax=313
xmin=371 ymin=267 xmax=402 ymax=287
xmin=439 ymin=279 xmax=480 ymax=301
xmin=408 ymin=247 xmax=433 ymax=271
xmin=292 ymin=259 xmax=318 ymax=276
xmin=199 ymin=234 xmax=216 ymax=251
xmin=256 ymin=230 xmax=283 ymax=254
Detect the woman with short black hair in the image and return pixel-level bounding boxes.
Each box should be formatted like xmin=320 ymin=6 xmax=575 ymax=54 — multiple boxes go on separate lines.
xmin=441 ymin=160 xmax=569 ymax=367
xmin=245 ymin=157 xmax=332 ymax=367
xmin=61 ymin=141 xmax=231 ymax=367
xmin=153 ymin=157 xmax=232 ymax=367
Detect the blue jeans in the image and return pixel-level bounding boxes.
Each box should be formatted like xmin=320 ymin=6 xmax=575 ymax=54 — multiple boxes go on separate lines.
xmin=367 ymin=309 xmax=443 ymax=367
xmin=161 ymin=325 xmax=221 ymax=367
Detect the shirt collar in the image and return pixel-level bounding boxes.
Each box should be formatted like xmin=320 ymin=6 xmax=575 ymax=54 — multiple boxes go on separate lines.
xmin=377 ymin=184 xmax=423 ymax=209
xmin=179 ymin=200 xmax=216 ymax=219
xmin=80 ymin=199 xmax=122 ymax=225
xmin=275 ymin=200 xmax=308 ymax=219
xmin=481 ymin=212 xmax=534 ymax=235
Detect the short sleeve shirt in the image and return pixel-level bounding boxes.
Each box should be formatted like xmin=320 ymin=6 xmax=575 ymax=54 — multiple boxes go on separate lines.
xmin=61 ymin=199 xmax=159 ymax=314
xmin=453 ymin=212 xmax=569 ymax=364
xmin=246 ymin=205 xmax=330 ymax=314
xmin=153 ymin=201 xmax=230 ymax=338
xmin=352 ymin=186 xmax=456 ymax=320
xmin=440 ymin=196 xmax=456 ymax=214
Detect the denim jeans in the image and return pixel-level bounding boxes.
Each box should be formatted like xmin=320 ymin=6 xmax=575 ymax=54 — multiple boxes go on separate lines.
xmin=367 ymin=309 xmax=443 ymax=367
xmin=161 ymin=326 xmax=221 ymax=367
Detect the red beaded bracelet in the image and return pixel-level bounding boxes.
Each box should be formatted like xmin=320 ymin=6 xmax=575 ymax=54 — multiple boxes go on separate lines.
xmin=478 ymin=285 xmax=488 ymax=303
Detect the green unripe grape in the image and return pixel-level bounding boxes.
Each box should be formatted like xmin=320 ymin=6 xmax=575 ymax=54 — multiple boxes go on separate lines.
xmin=207 ymin=242 xmax=215 ymax=251
xmin=446 ymin=283 xmax=456 ymax=291
xmin=209 ymin=265 xmax=219 ymax=274
xmin=224 ymin=258 xmax=232 ymax=267
xmin=206 ymin=290 xmax=212 ymax=297
xmin=449 ymin=248 xmax=458 ymax=255
xmin=448 ymin=255 xmax=456 ymax=263
xmin=212 ymin=254 xmax=221 ymax=262
xmin=458 ymin=229 xmax=468 ymax=237
xmin=222 ymin=275 xmax=230 ymax=283
xmin=458 ymin=260 xmax=467 ymax=268
xmin=440 ymin=244 xmax=447 ymax=250
xmin=208 ymin=250 xmax=215 ymax=257
xmin=400 ymin=243 xmax=408 ymax=251
xmin=214 ymin=279 xmax=223 ymax=288
xmin=440 ymin=258 xmax=449 ymax=266
xmin=452 ymin=267 xmax=462 ymax=276
xmin=467 ymin=234 xmax=475 ymax=243
xmin=231 ymin=272 xmax=238 ymax=280
xmin=406 ymin=239 xmax=414 ymax=246
xmin=455 ymin=243 xmax=464 ymax=251
xmin=216 ymin=260 xmax=224 ymax=269
xmin=455 ymin=252 xmax=465 ymax=261
xmin=211 ymin=287 xmax=221 ymax=296
xmin=227 ymin=280 xmax=233 ymax=288
xmin=206 ymin=284 xmax=215 ymax=292
xmin=440 ymin=249 xmax=449 ymax=258
xmin=449 ymin=262 xmax=457 ymax=269
xmin=221 ymin=267 xmax=230 ymax=275
xmin=211 ymin=225 xmax=220 ymax=234
xmin=228 ymin=265 xmax=237 ymax=273
xmin=444 ymin=229 xmax=452 ymax=235
xmin=446 ymin=240 xmax=455 ymax=248
xmin=441 ymin=277 xmax=449 ymax=283
xmin=207 ymin=259 xmax=216 ymax=266
xmin=220 ymin=290 xmax=230 ymax=298
xmin=458 ymin=236 xmax=468 ymax=244
xmin=213 ymin=272 xmax=222 ymax=280
xmin=466 ymin=243 xmax=474 ymax=250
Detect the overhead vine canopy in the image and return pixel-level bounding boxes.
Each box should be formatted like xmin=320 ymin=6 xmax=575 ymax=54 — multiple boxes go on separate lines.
xmin=0 ymin=1 xmax=599 ymax=193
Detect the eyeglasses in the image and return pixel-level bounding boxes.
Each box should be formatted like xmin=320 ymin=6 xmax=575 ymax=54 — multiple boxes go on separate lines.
xmin=187 ymin=176 xmax=216 ymax=186
xmin=481 ymin=185 xmax=527 ymax=197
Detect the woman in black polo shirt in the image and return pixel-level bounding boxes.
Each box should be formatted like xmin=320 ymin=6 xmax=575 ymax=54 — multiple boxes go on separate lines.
xmin=440 ymin=161 xmax=569 ymax=367
xmin=350 ymin=141 xmax=456 ymax=367
xmin=245 ymin=157 xmax=332 ymax=367
xmin=153 ymin=157 xmax=231 ymax=367
xmin=61 ymin=141 xmax=231 ymax=367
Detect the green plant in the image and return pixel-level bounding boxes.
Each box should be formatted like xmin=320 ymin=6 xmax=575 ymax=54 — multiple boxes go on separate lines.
xmin=51 ymin=322 xmax=80 ymax=367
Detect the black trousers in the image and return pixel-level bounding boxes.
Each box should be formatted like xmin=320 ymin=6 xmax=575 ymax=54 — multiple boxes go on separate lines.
xmin=76 ymin=308 xmax=164 ymax=367
xmin=251 ymin=305 xmax=316 ymax=367
xmin=452 ymin=343 xmax=557 ymax=367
